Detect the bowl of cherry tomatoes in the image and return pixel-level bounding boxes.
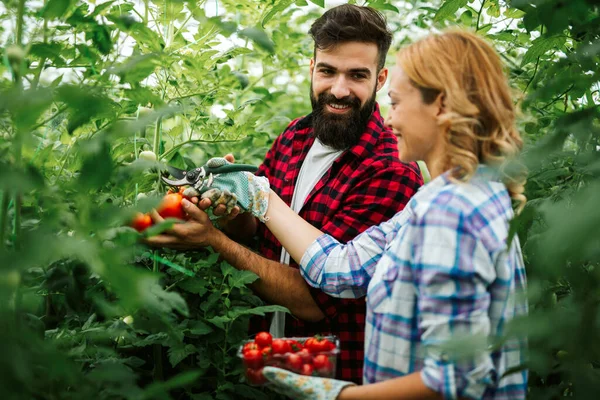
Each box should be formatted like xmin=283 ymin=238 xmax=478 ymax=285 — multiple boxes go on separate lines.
xmin=238 ymin=331 xmax=339 ymax=385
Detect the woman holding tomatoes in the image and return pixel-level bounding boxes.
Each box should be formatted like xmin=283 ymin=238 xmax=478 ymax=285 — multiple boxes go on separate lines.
xmin=174 ymin=29 xmax=528 ymax=399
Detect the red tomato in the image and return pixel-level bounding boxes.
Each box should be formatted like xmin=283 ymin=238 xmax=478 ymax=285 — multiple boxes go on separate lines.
xmin=271 ymin=339 xmax=292 ymax=355
xmin=286 ymin=339 xmax=304 ymax=352
xmin=306 ymin=337 xmax=334 ymax=353
xmin=242 ymin=342 xmax=260 ymax=354
xmin=300 ymin=363 xmax=314 ymax=376
xmin=245 ymin=367 xmax=266 ymax=385
xmin=296 ymin=348 xmax=313 ymax=364
xmin=242 ymin=349 xmax=264 ymax=369
xmin=255 ymin=332 xmax=273 ymax=348
xmin=285 ymin=353 xmax=303 ymax=371
xmin=312 ymin=354 xmax=333 ymax=375
xmin=158 ymin=193 xmax=185 ymax=219
xmin=261 ymin=346 xmax=272 ymax=360
xmin=131 ymin=212 xmax=153 ymax=232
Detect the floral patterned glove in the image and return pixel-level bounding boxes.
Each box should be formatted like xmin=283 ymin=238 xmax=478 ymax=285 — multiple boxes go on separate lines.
xmin=262 ymin=366 xmax=355 ymax=400
xmin=184 ymin=157 xmax=270 ymax=222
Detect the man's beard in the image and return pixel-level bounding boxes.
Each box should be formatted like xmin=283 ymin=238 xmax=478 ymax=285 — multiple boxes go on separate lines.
xmin=310 ymin=84 xmax=377 ymax=151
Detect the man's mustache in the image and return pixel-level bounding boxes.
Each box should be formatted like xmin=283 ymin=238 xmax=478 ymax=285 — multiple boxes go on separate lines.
xmin=317 ymin=93 xmax=361 ymax=108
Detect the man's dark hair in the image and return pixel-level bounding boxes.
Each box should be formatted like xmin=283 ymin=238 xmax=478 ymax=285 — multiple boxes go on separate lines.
xmin=309 ymin=4 xmax=392 ymax=71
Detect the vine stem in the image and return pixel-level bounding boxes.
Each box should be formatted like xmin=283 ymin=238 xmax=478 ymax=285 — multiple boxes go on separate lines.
xmin=476 ymin=0 xmax=486 ymax=32
xmin=0 ymin=192 xmax=9 ymax=247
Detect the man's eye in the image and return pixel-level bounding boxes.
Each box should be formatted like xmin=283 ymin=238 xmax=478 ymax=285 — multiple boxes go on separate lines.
xmin=352 ymin=74 xmax=367 ymax=80
xmin=320 ymin=69 xmax=333 ymax=75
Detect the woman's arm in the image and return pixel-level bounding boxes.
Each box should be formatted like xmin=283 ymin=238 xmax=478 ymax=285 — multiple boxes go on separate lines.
xmin=265 ymin=190 xmax=398 ymax=297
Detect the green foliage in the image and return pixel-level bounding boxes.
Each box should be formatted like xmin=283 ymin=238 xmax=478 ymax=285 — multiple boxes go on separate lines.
xmin=1 ymin=0 xmax=598 ymax=398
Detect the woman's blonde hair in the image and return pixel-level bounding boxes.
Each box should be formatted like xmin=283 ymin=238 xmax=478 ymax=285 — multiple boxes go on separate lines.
xmin=397 ymin=29 xmax=527 ymax=211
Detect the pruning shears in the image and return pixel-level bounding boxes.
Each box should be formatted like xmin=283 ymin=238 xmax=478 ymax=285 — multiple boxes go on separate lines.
xmin=161 ymin=161 xmax=258 ymax=193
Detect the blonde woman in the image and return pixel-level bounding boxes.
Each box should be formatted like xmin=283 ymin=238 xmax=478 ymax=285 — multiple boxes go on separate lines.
xmin=154 ymin=29 xmax=528 ymax=399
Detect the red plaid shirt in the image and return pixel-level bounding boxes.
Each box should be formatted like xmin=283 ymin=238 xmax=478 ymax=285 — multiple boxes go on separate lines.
xmin=251 ymin=104 xmax=423 ymax=383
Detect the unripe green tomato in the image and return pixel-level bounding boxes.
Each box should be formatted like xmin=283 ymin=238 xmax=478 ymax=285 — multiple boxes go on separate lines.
xmin=136 ymin=192 xmax=148 ymax=201
xmin=137 ymin=106 xmax=152 ymax=117
xmin=139 ymin=150 xmax=157 ymax=162
xmin=6 ymin=45 xmax=25 ymax=65
xmin=122 ymin=315 xmax=134 ymax=325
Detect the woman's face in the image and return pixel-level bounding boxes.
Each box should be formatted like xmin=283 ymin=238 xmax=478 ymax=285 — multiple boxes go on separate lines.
xmin=385 ymin=66 xmax=446 ymax=169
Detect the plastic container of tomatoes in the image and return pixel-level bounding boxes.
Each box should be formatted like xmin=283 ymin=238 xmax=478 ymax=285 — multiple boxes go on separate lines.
xmin=238 ymin=332 xmax=340 ymax=385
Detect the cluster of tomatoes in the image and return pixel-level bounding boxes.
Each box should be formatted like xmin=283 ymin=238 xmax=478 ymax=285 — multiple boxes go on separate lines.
xmin=130 ymin=188 xmax=188 ymax=232
xmin=241 ymin=331 xmax=336 ymax=385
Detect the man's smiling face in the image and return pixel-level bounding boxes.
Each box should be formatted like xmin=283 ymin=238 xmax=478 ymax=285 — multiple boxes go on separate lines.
xmin=309 ymin=41 xmax=387 ymax=150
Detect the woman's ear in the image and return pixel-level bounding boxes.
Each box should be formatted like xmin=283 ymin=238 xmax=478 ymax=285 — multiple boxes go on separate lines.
xmin=435 ymin=93 xmax=446 ymax=116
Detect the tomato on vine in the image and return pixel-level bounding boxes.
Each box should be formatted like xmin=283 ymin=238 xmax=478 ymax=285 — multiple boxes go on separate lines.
xmin=131 ymin=212 xmax=152 ymax=232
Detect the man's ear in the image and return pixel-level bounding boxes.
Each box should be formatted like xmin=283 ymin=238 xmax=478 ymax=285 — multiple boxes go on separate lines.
xmin=309 ymin=58 xmax=315 ymax=77
xmin=376 ymin=68 xmax=388 ymax=91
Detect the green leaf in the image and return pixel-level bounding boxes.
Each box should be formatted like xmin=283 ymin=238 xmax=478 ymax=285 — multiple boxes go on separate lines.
xmin=187 ymin=320 xmax=213 ymax=336
xmin=91 ymin=0 xmax=117 ymax=17
xmin=521 ymin=36 xmax=565 ymax=67
xmin=239 ymin=27 xmax=275 ymax=54
xmin=178 ymin=277 xmax=209 ymax=295
xmin=308 ymin=0 xmax=325 ymax=7
xmin=434 ymin=0 xmax=468 ymax=21
xmin=168 ymin=344 xmax=197 ymax=367
xmin=262 ymin=0 xmax=294 ymax=27
xmin=206 ymin=315 xmax=231 ymax=329
xmin=42 ymin=0 xmax=75 ymax=19
xmin=228 ymin=270 xmax=259 ymax=288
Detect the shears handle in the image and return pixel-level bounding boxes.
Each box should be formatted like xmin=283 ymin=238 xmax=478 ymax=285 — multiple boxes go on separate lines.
xmin=204 ymin=164 xmax=258 ymax=175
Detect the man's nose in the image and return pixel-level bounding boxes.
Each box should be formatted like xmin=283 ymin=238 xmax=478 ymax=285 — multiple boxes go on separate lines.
xmin=330 ymin=76 xmax=351 ymax=99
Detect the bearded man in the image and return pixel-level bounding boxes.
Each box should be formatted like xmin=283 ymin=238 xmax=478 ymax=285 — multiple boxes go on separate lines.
xmin=148 ymin=4 xmax=422 ymax=383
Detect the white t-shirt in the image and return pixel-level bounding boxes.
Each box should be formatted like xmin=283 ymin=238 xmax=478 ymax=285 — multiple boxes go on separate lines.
xmin=269 ymin=139 xmax=343 ymax=337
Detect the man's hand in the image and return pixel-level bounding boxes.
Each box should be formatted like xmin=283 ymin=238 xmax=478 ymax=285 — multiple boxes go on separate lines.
xmin=144 ymin=198 xmax=219 ymax=249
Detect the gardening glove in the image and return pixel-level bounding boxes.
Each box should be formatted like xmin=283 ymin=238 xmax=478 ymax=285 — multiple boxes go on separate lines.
xmin=186 ymin=157 xmax=270 ymax=222
xmin=262 ymin=366 xmax=355 ymax=400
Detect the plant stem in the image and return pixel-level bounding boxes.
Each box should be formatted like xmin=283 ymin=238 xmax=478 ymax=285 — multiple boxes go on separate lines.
xmin=152 ymin=255 xmax=164 ymax=381
xmin=476 ymin=0 xmax=486 ymax=32
xmin=16 ymin=0 xmax=25 ymax=46
xmin=12 ymin=194 xmax=21 ymax=249
xmin=0 ymin=192 xmax=10 ymax=247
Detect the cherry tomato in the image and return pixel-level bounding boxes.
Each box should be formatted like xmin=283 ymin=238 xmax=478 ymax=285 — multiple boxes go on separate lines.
xmin=242 ymin=342 xmax=260 ymax=354
xmin=271 ymin=338 xmax=292 ymax=355
xmin=131 ymin=212 xmax=153 ymax=232
xmin=285 ymin=353 xmax=303 ymax=371
xmin=306 ymin=336 xmax=334 ymax=353
xmin=158 ymin=193 xmax=185 ymax=219
xmin=255 ymin=331 xmax=273 ymax=348
xmin=300 ymin=363 xmax=314 ymax=376
xmin=242 ymin=349 xmax=264 ymax=369
xmin=312 ymin=354 xmax=333 ymax=376
xmin=296 ymin=348 xmax=313 ymax=364
xmin=245 ymin=367 xmax=266 ymax=385
xmin=286 ymin=339 xmax=304 ymax=352
xmin=261 ymin=346 xmax=272 ymax=361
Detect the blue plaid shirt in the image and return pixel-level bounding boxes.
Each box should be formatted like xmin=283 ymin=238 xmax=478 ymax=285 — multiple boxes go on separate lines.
xmin=300 ymin=166 xmax=528 ymax=399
